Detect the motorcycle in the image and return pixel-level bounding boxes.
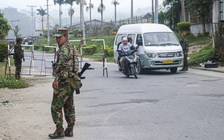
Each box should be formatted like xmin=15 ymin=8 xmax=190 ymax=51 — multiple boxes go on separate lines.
xmin=119 ymin=48 xmax=139 ymax=78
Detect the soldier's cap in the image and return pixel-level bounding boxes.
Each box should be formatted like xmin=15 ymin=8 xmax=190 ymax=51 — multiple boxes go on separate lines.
xmin=181 ymin=33 xmax=186 ymax=37
xmin=54 ymin=28 xmax=69 ymax=37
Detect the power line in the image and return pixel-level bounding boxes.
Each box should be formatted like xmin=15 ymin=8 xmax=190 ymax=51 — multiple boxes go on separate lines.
xmin=27 ymin=5 xmax=37 ymax=36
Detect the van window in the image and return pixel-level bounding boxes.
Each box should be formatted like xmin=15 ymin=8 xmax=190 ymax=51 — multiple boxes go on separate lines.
xmin=127 ymin=34 xmax=135 ymax=44
xmin=143 ymin=32 xmax=179 ymax=46
xmin=136 ymin=34 xmax=142 ymax=42
xmin=115 ymin=34 xmax=126 ymax=45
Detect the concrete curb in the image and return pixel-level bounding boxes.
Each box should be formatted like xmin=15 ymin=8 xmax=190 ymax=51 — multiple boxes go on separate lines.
xmin=190 ymin=67 xmax=224 ymax=73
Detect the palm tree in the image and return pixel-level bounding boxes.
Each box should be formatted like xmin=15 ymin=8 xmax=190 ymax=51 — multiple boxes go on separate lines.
xmin=86 ymin=0 xmax=94 ymax=30
xmin=97 ymin=0 xmax=105 ymax=27
xmin=112 ymin=0 xmax=119 ymax=26
xmin=54 ymin=0 xmax=66 ymax=27
xmin=76 ymin=0 xmax=87 ymax=29
xmin=36 ymin=7 xmax=47 ymax=32
xmin=13 ymin=25 xmax=20 ymax=37
xmin=65 ymin=0 xmax=76 ymax=30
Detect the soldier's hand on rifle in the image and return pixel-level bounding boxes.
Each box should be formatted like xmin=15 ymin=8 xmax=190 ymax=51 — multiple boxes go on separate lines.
xmin=52 ymin=79 xmax=59 ymax=89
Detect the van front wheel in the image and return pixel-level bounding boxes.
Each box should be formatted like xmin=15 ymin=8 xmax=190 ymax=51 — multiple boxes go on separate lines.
xmin=170 ymin=67 xmax=177 ymax=73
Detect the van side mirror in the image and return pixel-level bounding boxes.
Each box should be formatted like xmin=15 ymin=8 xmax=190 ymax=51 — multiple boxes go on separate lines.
xmin=136 ymin=40 xmax=143 ymax=46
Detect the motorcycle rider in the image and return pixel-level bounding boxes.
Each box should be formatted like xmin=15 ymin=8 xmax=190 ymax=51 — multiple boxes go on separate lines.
xmin=118 ymin=37 xmax=136 ymax=73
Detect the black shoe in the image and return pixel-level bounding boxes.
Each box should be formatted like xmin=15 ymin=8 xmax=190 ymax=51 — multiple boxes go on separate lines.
xmin=48 ymin=133 xmax=64 ymax=139
xmin=180 ymin=68 xmax=187 ymax=71
xmin=65 ymin=128 xmax=73 ymax=137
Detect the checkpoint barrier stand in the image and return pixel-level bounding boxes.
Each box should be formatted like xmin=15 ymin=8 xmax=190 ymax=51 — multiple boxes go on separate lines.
xmin=21 ymin=45 xmax=56 ymax=77
xmin=91 ymin=39 xmax=108 ymax=77
xmin=21 ymin=45 xmax=35 ymax=76
xmin=4 ymin=45 xmax=14 ymax=75
xmin=42 ymin=46 xmax=58 ymax=76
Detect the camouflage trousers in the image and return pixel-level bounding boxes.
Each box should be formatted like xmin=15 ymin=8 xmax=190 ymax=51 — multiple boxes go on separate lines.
xmin=183 ymin=53 xmax=188 ymax=69
xmin=51 ymin=80 xmax=76 ymax=129
xmin=14 ymin=60 xmax=22 ymax=79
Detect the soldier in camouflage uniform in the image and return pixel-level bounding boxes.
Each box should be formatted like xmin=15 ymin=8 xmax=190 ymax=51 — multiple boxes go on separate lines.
xmin=14 ymin=37 xmax=25 ymax=79
xmin=49 ymin=28 xmax=79 ymax=139
xmin=180 ymin=33 xmax=189 ymax=71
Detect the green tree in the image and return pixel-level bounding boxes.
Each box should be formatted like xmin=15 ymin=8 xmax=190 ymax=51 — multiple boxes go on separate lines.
xmin=112 ymin=0 xmax=119 ymax=26
xmin=163 ymin=0 xmax=181 ymax=30
xmin=158 ymin=11 xmax=166 ymax=24
xmin=54 ymin=0 xmax=66 ymax=27
xmin=0 ymin=11 xmax=11 ymax=40
xmin=36 ymin=7 xmax=47 ymax=31
xmin=86 ymin=0 xmax=94 ymax=29
xmin=185 ymin=0 xmax=212 ymax=35
xmin=13 ymin=25 xmax=20 ymax=37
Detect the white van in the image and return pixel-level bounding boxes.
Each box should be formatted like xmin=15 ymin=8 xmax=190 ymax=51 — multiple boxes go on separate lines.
xmin=114 ymin=23 xmax=184 ymax=73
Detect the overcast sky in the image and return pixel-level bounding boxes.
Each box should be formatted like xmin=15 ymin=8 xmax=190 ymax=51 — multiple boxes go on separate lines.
xmin=0 ymin=0 xmax=163 ymax=20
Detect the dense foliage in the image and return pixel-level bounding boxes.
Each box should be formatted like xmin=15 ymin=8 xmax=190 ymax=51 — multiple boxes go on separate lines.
xmin=0 ymin=41 xmax=8 ymax=62
xmin=177 ymin=22 xmax=192 ymax=31
xmin=0 ymin=12 xmax=11 ymax=40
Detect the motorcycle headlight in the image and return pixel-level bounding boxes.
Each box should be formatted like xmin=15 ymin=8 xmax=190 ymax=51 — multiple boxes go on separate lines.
xmin=176 ymin=51 xmax=183 ymax=57
xmin=145 ymin=52 xmax=156 ymax=58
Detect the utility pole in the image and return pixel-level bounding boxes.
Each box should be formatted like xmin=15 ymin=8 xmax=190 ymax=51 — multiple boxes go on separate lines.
xmin=10 ymin=20 xmax=20 ymax=28
xmin=181 ymin=0 xmax=186 ymax=21
xmin=154 ymin=0 xmax=158 ymax=23
xmin=46 ymin=0 xmax=50 ymax=45
xmin=131 ymin=0 xmax=133 ymax=23
xmin=152 ymin=0 xmax=154 ymax=23
xmin=27 ymin=5 xmax=37 ymax=36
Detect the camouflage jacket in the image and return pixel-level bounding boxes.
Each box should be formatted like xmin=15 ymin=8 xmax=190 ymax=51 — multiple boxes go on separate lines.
xmin=14 ymin=44 xmax=24 ymax=60
xmin=53 ymin=41 xmax=79 ymax=80
xmin=179 ymin=39 xmax=189 ymax=53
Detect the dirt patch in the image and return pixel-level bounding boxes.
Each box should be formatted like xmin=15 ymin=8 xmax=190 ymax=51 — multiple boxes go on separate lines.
xmin=0 ymin=77 xmax=56 ymax=140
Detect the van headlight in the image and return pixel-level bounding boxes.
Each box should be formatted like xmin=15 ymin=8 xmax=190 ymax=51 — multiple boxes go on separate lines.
xmin=176 ymin=51 xmax=183 ymax=57
xmin=145 ymin=52 xmax=156 ymax=58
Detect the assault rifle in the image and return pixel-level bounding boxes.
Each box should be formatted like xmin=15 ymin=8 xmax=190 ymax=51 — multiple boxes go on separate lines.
xmin=76 ymin=62 xmax=91 ymax=94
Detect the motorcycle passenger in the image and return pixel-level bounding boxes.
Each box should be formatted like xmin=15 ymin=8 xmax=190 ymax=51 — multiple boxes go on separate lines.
xmin=118 ymin=37 xmax=136 ymax=73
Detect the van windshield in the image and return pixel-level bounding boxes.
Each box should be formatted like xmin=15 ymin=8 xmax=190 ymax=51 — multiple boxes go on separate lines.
xmin=143 ymin=32 xmax=179 ymax=46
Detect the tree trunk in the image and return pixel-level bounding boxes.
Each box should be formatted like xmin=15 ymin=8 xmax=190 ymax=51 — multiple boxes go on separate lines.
xmin=70 ymin=5 xmax=72 ymax=31
xmin=90 ymin=0 xmax=92 ymax=30
xmin=115 ymin=4 xmax=117 ymax=26
xmin=131 ymin=0 xmax=133 ymax=23
xmin=42 ymin=16 xmax=44 ymax=33
xmin=202 ymin=17 xmax=206 ymax=36
xmin=101 ymin=0 xmax=103 ymax=28
xmin=59 ymin=4 xmax=62 ymax=27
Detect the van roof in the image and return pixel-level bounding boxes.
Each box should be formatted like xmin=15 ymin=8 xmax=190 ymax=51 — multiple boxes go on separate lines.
xmin=117 ymin=23 xmax=173 ymax=33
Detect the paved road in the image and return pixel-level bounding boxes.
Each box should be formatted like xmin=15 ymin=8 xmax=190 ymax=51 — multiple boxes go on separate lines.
xmin=72 ymin=61 xmax=224 ymax=140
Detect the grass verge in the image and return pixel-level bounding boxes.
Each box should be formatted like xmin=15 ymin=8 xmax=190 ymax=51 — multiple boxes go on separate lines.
xmin=188 ymin=43 xmax=214 ymax=66
xmin=0 ymin=75 xmax=29 ymax=89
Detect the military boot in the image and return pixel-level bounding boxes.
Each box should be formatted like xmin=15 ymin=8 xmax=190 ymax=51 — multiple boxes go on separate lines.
xmin=65 ymin=124 xmax=74 ymax=137
xmin=49 ymin=125 xmax=65 ymax=139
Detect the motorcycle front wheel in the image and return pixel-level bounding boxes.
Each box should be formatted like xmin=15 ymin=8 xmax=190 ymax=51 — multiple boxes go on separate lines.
xmin=131 ymin=65 xmax=138 ymax=79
